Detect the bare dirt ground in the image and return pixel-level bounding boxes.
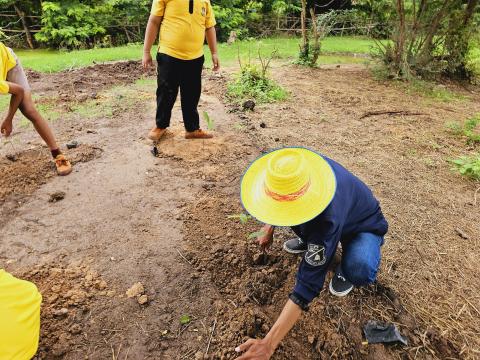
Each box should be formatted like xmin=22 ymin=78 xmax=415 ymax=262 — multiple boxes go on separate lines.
xmin=0 ymin=60 xmax=479 ymax=359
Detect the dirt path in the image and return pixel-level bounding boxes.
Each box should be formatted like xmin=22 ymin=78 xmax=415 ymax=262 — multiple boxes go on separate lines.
xmin=0 ymin=61 xmax=479 ymax=359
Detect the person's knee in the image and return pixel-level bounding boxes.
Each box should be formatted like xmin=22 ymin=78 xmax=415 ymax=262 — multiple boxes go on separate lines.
xmin=20 ymin=104 xmax=39 ymax=123
xmin=342 ymin=258 xmax=378 ymax=286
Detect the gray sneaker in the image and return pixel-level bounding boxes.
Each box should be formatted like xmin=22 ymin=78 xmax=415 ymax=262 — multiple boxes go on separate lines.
xmin=283 ymin=238 xmax=307 ymax=254
xmin=329 ymin=265 xmax=354 ymax=297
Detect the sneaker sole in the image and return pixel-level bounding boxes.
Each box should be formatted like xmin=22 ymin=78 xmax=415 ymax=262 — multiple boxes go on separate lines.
xmin=329 ymin=279 xmax=354 ymax=297
xmin=282 ymin=242 xmax=307 ymax=254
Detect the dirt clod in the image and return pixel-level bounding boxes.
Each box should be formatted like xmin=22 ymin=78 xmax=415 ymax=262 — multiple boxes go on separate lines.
xmin=138 ymin=294 xmax=149 ymax=305
xmin=49 ymin=191 xmax=66 ymax=203
xmin=6 ymin=154 xmax=17 ymax=162
xmin=126 ymin=282 xmax=145 ymax=298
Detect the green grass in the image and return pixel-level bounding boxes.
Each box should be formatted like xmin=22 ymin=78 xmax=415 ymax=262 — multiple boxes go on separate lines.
xmin=405 ymin=79 xmax=467 ymax=102
xmin=447 ymin=114 xmax=480 ymax=144
xmin=14 ymin=36 xmax=377 ymax=73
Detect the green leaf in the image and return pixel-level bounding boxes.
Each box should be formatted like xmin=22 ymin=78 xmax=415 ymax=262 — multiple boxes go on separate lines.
xmin=203 ymin=111 xmax=215 ymax=131
xmin=227 ymin=213 xmax=251 ymax=224
xmin=179 ymin=314 xmax=191 ymax=325
xmin=247 ymin=230 xmax=266 ymax=240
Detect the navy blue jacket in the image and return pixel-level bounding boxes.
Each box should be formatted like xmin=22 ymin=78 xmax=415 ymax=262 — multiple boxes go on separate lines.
xmin=291 ymin=156 xmax=388 ymax=304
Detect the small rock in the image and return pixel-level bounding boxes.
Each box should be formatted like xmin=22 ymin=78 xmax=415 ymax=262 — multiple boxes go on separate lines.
xmin=195 ymin=351 xmax=204 ymax=360
xmin=69 ymin=324 xmax=82 ymax=335
xmin=96 ymin=280 xmax=107 ymax=290
xmin=126 ymin=282 xmax=145 ymax=298
xmin=242 ymin=100 xmax=255 ymax=111
xmin=205 ymin=235 xmax=211 ymax=240
xmin=86 ymin=129 xmax=97 ymax=134
xmin=259 ymin=122 xmax=266 ymax=129
xmin=274 ymin=138 xmax=280 ymax=142
xmin=138 ymin=295 xmax=149 ymax=305
xmin=6 ymin=154 xmax=17 ymax=162
xmin=66 ymin=141 xmax=79 ymax=149
xmin=53 ymin=308 xmax=69 ymax=317
xmin=226 ymin=232 xmax=232 ymax=237
xmin=308 ymin=335 xmax=315 ymax=344
xmin=49 ymin=191 xmax=66 ymax=203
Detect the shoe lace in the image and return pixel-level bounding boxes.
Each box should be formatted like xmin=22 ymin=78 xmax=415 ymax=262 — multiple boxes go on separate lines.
xmin=337 ymin=274 xmax=346 ymax=282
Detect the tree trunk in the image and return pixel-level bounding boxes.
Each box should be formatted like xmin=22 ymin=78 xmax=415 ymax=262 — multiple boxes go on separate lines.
xmin=464 ymin=0 xmax=478 ymax=25
xmin=394 ymin=0 xmax=406 ymax=74
xmin=300 ymin=0 xmax=309 ymax=58
xmin=309 ymin=8 xmax=320 ymax=65
xmin=14 ymin=4 xmax=34 ymax=49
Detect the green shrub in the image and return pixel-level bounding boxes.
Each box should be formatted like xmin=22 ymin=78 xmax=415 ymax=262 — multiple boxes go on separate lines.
xmin=465 ymin=40 xmax=480 ymax=85
xmin=227 ymin=63 xmax=287 ymax=103
xmin=447 ymin=114 xmax=480 ymax=144
xmin=450 ymin=155 xmax=480 ymax=180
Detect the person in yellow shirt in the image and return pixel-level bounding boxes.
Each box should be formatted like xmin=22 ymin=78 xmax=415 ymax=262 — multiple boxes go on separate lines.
xmin=0 ymin=270 xmax=42 ymax=360
xmin=142 ymin=0 xmax=220 ymax=141
xmin=0 ymin=43 xmax=72 ymax=176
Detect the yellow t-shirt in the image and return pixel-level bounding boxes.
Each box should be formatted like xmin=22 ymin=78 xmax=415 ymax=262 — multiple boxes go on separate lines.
xmin=0 ymin=270 xmax=42 ymax=360
xmin=0 ymin=43 xmax=17 ymax=95
xmin=151 ymin=0 xmax=216 ymax=60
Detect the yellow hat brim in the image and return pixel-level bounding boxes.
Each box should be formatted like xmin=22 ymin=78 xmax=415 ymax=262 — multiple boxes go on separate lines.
xmin=241 ymin=148 xmax=336 ymax=227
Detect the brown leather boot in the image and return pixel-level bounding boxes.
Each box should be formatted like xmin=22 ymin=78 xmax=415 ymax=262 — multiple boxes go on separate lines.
xmin=55 ymin=154 xmax=73 ymax=176
xmin=185 ymin=129 xmax=213 ymax=139
xmin=148 ymin=127 xmax=167 ymax=141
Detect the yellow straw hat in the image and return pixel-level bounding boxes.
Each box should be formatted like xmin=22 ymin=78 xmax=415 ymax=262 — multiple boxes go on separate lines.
xmin=241 ymin=147 xmax=336 ymax=227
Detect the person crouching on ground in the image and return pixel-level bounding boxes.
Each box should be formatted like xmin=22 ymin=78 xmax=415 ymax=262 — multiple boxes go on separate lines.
xmin=142 ymin=0 xmax=220 ymax=141
xmin=0 ymin=269 xmax=42 ymax=359
xmin=235 ymin=147 xmax=388 ymax=360
xmin=0 ymin=42 xmax=72 ymax=176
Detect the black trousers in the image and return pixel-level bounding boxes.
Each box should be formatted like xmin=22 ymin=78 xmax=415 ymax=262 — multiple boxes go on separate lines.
xmin=156 ymin=53 xmax=204 ymax=132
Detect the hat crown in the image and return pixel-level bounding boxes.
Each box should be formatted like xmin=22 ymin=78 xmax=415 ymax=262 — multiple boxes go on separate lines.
xmin=265 ymin=149 xmax=310 ymax=196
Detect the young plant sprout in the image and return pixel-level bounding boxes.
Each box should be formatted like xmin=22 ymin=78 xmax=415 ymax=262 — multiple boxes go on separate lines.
xmin=203 ymin=111 xmax=215 ymax=131
xmin=227 ymin=213 xmax=251 ymax=224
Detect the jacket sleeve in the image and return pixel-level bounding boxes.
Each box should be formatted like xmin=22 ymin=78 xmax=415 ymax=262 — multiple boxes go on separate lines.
xmin=292 ymin=217 xmax=342 ymax=304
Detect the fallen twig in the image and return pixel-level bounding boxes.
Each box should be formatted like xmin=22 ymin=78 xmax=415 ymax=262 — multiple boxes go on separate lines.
xmin=176 ymin=248 xmax=193 ymax=265
xmin=359 ymin=110 xmax=426 ymax=119
xmin=205 ymin=318 xmax=217 ymax=356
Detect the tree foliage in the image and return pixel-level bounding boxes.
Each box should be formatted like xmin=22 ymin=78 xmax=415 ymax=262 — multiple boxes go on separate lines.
xmin=378 ymin=0 xmax=480 ymax=81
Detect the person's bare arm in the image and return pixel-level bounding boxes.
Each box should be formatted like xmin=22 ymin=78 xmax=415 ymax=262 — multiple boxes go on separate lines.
xmin=235 ymin=300 xmax=302 ymax=360
xmin=205 ymin=26 xmax=220 ymax=71
xmin=142 ymin=15 xmax=163 ymax=69
xmin=1 ymin=82 xmax=24 ymax=136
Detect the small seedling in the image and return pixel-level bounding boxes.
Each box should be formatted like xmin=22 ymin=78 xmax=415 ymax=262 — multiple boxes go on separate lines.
xmin=203 ymin=111 xmax=215 ymax=131
xmin=247 ymin=230 xmax=267 ymax=240
xmin=179 ymin=314 xmax=191 ymax=325
xmin=228 ymin=213 xmax=251 ymax=224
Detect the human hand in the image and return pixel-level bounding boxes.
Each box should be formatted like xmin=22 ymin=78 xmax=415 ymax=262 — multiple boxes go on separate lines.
xmin=257 ymin=225 xmax=274 ymax=251
xmin=212 ymin=53 xmax=220 ymax=71
xmin=1 ymin=120 xmax=12 ymax=137
xmin=235 ymin=338 xmax=274 ymax=360
xmin=142 ymin=52 xmax=153 ymax=69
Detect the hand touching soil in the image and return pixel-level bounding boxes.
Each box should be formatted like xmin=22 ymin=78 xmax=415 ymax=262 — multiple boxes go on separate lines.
xmin=235 ymin=338 xmax=274 ymax=360
xmin=257 ymin=224 xmax=274 ymax=250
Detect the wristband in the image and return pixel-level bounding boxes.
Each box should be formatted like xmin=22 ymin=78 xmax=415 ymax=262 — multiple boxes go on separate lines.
xmin=289 ymin=292 xmax=309 ymax=312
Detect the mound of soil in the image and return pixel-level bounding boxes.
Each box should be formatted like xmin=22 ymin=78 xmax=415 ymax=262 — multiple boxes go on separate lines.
xmin=18 ymin=262 xmax=113 ymax=359
xmin=0 ymin=144 xmax=102 ymax=201
xmin=30 ymin=60 xmax=157 ymax=101
xmin=0 ymin=144 xmax=102 ymax=227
